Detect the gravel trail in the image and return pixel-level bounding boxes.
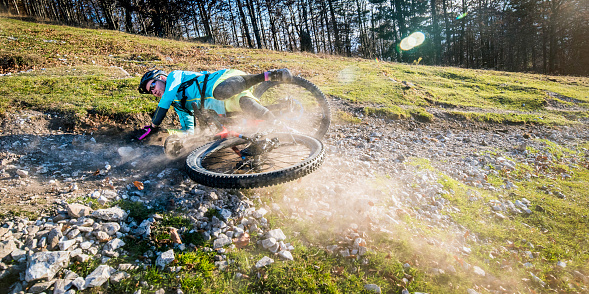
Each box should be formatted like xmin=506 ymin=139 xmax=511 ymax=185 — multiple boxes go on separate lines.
xmin=1 ymin=101 xmax=588 ymax=293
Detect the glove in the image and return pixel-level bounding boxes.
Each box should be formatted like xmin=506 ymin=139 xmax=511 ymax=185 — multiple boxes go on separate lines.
xmin=135 ymin=125 xmax=159 ymax=141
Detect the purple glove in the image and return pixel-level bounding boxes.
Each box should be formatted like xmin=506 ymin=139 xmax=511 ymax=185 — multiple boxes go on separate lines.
xmin=136 ymin=125 xmax=158 ymax=140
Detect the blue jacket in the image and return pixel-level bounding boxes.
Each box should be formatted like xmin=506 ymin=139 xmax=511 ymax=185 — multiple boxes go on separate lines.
xmin=152 ymin=69 xmax=227 ymax=131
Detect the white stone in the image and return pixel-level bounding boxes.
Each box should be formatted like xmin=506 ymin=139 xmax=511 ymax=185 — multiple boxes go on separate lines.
xmin=79 ymin=241 xmax=92 ymax=250
xmin=67 ymin=203 xmax=93 ymax=218
xmin=101 ymin=190 xmax=118 ymax=199
xmin=364 ymin=284 xmax=382 ymax=293
xmin=556 ymin=261 xmax=566 ymax=268
xmin=16 ymin=169 xmax=29 ymax=177
xmin=106 ymin=238 xmax=125 ymax=251
xmin=89 ymin=190 xmax=101 ymax=199
xmin=277 ymin=250 xmax=294 ymax=261
xmin=265 ymin=229 xmax=286 ymax=241
xmin=71 ymin=277 xmax=86 ymax=290
xmin=88 ymin=247 xmax=99 ymax=255
xmin=98 ymin=196 xmax=109 ymax=205
xmin=10 ymin=248 xmax=27 ymax=262
xmin=0 ymin=240 xmax=17 ymax=260
xmin=358 ymin=246 xmax=368 ymax=256
xmin=155 ymin=249 xmax=175 ymax=269
xmin=52 ymin=279 xmax=71 ymax=294
xmin=25 ymin=251 xmax=70 ymax=282
xmin=530 ymin=272 xmax=546 ymax=287
xmin=267 ymin=243 xmax=280 ymax=253
xmin=110 ymin=271 xmax=130 ymax=283
xmin=213 ymin=234 xmax=232 ymax=249
xmin=92 ymin=207 xmax=127 ymax=221
xmin=66 ymin=228 xmax=80 ymax=239
xmin=95 ymin=231 xmax=111 ymax=242
xmin=262 ymin=238 xmax=277 ymax=249
xmin=74 ymin=253 xmax=90 ymax=262
xmin=473 ymin=266 xmax=485 ymax=276
xmin=29 ymin=280 xmax=55 ymax=293
xmin=219 ymin=208 xmax=232 ymax=220
xmin=102 ymin=222 xmax=121 ymax=235
xmin=353 ymin=238 xmax=366 ymax=248
xmin=118 ymin=264 xmax=134 ymax=271
xmin=252 ymin=208 xmax=268 ymax=219
xmin=85 ymin=265 xmax=116 ymax=288
xmin=233 ymin=227 xmax=244 ymax=237
xmin=59 ymin=239 xmax=77 ymax=251
xmin=255 ymin=256 xmax=274 ymax=268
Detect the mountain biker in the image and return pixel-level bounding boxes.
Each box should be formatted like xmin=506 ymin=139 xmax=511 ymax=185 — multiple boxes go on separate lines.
xmin=135 ymin=68 xmax=292 ymax=140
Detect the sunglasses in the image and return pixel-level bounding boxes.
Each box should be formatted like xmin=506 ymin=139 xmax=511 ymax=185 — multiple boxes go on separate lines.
xmin=149 ymin=80 xmax=157 ymax=93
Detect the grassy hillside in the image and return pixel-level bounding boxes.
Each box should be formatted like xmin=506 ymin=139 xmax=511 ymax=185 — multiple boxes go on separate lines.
xmin=1 ymin=17 xmax=589 ymax=294
xmin=1 ymin=16 xmax=588 ymax=125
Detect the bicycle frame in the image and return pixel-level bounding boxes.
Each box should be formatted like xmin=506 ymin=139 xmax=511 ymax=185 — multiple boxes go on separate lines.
xmin=190 ymin=102 xmax=281 ymax=171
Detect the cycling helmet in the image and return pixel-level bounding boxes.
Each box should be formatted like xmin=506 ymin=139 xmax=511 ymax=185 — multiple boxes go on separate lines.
xmin=138 ymin=70 xmax=167 ymax=94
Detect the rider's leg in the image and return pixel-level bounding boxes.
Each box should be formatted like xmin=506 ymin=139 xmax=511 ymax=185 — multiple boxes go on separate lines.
xmin=239 ymin=96 xmax=275 ymax=121
xmin=213 ymin=69 xmax=292 ymax=100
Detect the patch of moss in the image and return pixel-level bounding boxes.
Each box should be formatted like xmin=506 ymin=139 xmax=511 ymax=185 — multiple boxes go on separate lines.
xmin=364 ymin=106 xmax=407 ymax=120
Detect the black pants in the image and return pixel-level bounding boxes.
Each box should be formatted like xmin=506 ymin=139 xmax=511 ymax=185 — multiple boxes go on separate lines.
xmin=213 ymin=74 xmax=275 ymax=121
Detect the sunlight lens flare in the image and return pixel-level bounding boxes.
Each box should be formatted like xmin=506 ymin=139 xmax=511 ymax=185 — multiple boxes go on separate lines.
xmin=400 ymin=32 xmax=426 ymax=51
xmin=456 ymin=12 xmax=468 ymax=20
xmin=409 ymin=32 xmax=425 ymax=46
xmin=400 ymin=38 xmax=414 ymax=51
xmin=338 ymin=66 xmax=357 ymax=84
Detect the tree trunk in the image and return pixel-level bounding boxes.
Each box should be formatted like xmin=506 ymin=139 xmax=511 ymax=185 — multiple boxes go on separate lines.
xmin=197 ymin=1 xmax=214 ymax=42
xmin=430 ymin=0 xmax=440 ymax=64
xmin=441 ymin=0 xmax=451 ymax=64
xmin=326 ymin=0 xmax=341 ymax=54
xmin=236 ymin=0 xmax=254 ymax=48
xmin=245 ymin=0 xmax=263 ymax=48
xmin=228 ymin=0 xmax=241 ymax=46
xmin=264 ymin=0 xmax=279 ymax=51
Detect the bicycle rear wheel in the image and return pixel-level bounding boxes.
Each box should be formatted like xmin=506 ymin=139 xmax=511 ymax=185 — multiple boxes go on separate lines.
xmin=185 ymin=133 xmax=324 ymax=189
xmin=253 ymin=76 xmax=330 ymax=140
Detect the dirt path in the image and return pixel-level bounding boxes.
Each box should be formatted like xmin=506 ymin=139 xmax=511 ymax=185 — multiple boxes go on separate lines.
xmin=1 ymin=99 xmax=587 ymax=219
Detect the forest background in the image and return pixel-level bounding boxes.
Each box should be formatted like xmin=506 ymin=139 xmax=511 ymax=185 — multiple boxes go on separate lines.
xmin=1 ymin=0 xmax=587 ymax=77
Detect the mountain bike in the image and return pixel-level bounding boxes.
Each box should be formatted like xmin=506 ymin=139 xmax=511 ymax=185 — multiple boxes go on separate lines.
xmin=170 ymin=76 xmax=330 ymax=189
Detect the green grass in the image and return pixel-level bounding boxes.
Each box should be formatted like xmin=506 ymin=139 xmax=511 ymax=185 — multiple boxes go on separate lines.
xmin=448 ymin=110 xmax=574 ymax=125
xmin=0 ymin=69 xmax=156 ymax=117
xmin=430 ymin=147 xmax=589 ymax=292
xmin=1 ymin=17 xmax=588 ymax=125
xmin=335 ymin=110 xmax=362 ymax=124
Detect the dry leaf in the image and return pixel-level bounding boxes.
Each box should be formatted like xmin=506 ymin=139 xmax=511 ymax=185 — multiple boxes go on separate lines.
xmin=93 ymin=169 xmax=100 ymax=176
xmin=233 ymin=232 xmax=250 ymax=249
xmin=453 ymin=255 xmax=464 ymax=266
xmin=170 ymin=228 xmax=182 ymax=244
xmin=332 ymin=266 xmax=344 ymax=275
xmin=133 ymin=181 xmax=144 ymax=190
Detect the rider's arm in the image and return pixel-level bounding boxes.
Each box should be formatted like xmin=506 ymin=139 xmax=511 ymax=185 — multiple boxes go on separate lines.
xmin=151 ymin=107 xmax=168 ymax=126
xmin=151 ymin=71 xmax=184 ymax=126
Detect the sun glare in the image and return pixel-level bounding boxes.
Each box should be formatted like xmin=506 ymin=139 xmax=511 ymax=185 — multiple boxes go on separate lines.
xmin=400 ymin=32 xmax=426 ymax=51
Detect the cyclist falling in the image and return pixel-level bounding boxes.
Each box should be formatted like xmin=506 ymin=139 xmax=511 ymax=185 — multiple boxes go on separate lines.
xmin=135 ymin=68 xmax=293 ymax=157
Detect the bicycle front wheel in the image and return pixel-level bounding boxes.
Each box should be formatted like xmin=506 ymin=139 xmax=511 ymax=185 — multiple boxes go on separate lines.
xmin=185 ymin=133 xmax=325 ymax=189
xmin=254 ymin=76 xmax=331 ymax=140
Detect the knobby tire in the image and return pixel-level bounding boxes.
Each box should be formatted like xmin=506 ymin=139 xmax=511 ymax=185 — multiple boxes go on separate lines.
xmin=185 ymin=133 xmax=325 ymax=189
xmin=253 ymin=76 xmax=331 ymax=140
